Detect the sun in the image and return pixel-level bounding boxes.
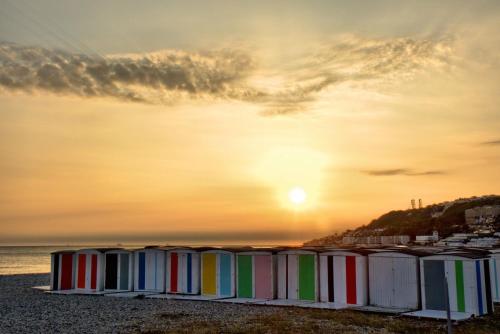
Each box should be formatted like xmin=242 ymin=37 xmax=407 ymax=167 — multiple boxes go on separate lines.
xmin=288 ymin=187 xmax=307 ymax=205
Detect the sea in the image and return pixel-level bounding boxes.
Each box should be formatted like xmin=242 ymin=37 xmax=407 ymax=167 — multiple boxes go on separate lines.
xmin=0 ymin=245 xmax=138 ymax=275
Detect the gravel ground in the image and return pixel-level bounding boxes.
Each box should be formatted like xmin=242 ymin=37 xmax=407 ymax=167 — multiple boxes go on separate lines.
xmin=1 ymin=274 xmax=499 ymax=334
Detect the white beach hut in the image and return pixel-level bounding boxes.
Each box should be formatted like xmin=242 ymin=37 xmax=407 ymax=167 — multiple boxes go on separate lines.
xmin=134 ymin=246 xmax=166 ymax=293
xmin=74 ymin=248 xmax=109 ymax=292
xmin=488 ymin=249 xmax=500 ymax=303
xmin=50 ymin=250 xmax=76 ymax=291
xmin=200 ymin=248 xmax=236 ymax=298
xmin=104 ymin=249 xmax=134 ymax=292
xmin=236 ymin=249 xmax=277 ymax=300
xmin=319 ymin=249 xmax=370 ymax=306
xmin=419 ymin=252 xmax=493 ymax=317
xmin=368 ymin=249 xmax=427 ymax=310
xmin=166 ymin=247 xmax=200 ymax=294
xmin=277 ymin=248 xmax=319 ymax=301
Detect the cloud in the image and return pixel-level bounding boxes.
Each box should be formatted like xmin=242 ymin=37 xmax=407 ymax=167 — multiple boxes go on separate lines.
xmin=0 ymin=41 xmax=256 ymax=104
xmin=363 ymin=168 xmax=446 ymax=176
xmin=0 ymin=36 xmax=453 ymax=114
xmin=253 ymin=36 xmax=454 ymax=115
xmin=480 ymin=139 xmax=500 ymax=146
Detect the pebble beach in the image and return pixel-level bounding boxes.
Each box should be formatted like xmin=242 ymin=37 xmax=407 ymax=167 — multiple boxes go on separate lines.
xmin=1 ymin=274 xmax=499 ymax=334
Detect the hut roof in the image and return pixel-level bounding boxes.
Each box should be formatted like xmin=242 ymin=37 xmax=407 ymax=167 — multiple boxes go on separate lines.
xmin=51 ymin=249 xmax=76 ymax=254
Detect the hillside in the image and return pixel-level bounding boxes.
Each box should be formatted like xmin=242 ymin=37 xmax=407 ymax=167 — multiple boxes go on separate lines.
xmin=305 ymin=195 xmax=500 ymax=246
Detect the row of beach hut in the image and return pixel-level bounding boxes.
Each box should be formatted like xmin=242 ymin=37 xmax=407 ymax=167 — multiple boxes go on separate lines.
xmin=50 ymin=246 xmax=500 ymax=318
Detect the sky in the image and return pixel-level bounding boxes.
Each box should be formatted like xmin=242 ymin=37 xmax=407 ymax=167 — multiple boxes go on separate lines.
xmin=1 ymin=0 xmax=499 ymax=245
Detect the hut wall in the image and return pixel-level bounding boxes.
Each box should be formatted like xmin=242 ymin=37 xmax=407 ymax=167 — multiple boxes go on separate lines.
xmin=420 ymin=257 xmax=493 ymax=316
xmin=134 ymin=250 xmax=166 ymax=292
xmin=104 ymin=252 xmax=133 ymax=291
xmin=75 ymin=251 xmax=105 ymax=291
xmin=319 ymin=253 xmax=367 ymax=305
xmin=50 ymin=253 xmax=75 ymax=290
xmin=201 ymin=252 xmax=235 ymax=297
xmin=236 ymin=253 xmax=275 ymax=299
xmin=489 ymin=256 xmax=500 ymax=303
xmin=166 ymin=251 xmax=200 ymax=294
xmin=368 ymin=253 xmax=420 ymax=309
xmin=276 ymin=252 xmax=317 ymax=301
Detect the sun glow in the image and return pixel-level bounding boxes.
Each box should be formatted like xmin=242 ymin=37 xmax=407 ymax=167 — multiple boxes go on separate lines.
xmin=253 ymin=146 xmax=330 ymax=211
xmin=288 ymin=187 xmax=307 ymax=205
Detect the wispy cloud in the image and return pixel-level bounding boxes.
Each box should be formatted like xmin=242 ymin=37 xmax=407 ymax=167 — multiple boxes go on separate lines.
xmin=479 ymin=139 xmax=500 ymax=146
xmin=362 ymin=168 xmax=446 ymax=176
xmin=0 ymin=36 xmax=453 ymax=114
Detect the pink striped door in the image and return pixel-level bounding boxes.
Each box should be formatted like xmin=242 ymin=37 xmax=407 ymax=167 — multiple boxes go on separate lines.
xmin=254 ymin=255 xmax=272 ymax=299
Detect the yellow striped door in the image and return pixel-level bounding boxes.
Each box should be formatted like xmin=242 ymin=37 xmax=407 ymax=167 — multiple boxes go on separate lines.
xmin=202 ymin=253 xmax=216 ymax=295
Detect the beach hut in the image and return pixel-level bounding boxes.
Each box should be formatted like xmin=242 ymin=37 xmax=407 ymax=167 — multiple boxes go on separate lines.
xmin=319 ymin=249 xmax=370 ymax=306
xmin=50 ymin=250 xmax=76 ymax=290
xmin=200 ymin=248 xmax=236 ymax=298
xmin=165 ymin=247 xmax=200 ymax=294
xmin=104 ymin=249 xmax=134 ymax=292
xmin=75 ymin=248 xmax=109 ymax=292
xmin=134 ymin=247 xmax=166 ymax=292
xmin=277 ymin=248 xmax=319 ymax=301
xmin=236 ymin=249 xmax=277 ymax=299
xmin=489 ymin=249 xmax=500 ymax=303
xmin=420 ymin=252 xmax=493 ymax=317
xmin=368 ymin=249 xmax=426 ymax=310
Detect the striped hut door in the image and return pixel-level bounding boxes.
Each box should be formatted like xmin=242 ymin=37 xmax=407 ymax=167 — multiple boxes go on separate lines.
xmin=170 ymin=252 xmax=178 ymax=293
xmin=119 ymin=254 xmax=129 ymax=290
xmin=255 ymin=255 xmax=272 ymax=299
xmin=61 ymin=254 xmax=73 ymax=290
xmin=494 ymin=259 xmax=500 ymax=301
xmin=298 ymin=254 xmax=315 ymax=301
xmin=327 ymin=255 xmax=334 ymax=302
xmin=187 ymin=253 xmax=192 ymax=293
xmin=90 ymin=254 xmax=97 ymax=290
xmin=424 ymin=260 xmax=446 ymax=310
xmin=105 ymin=253 xmax=118 ymax=290
xmin=219 ymin=254 xmax=232 ymax=296
xmin=475 ymin=261 xmax=484 ymax=315
xmin=346 ymin=256 xmax=357 ymax=304
xmin=237 ymin=255 xmax=253 ymax=298
xmin=202 ymin=253 xmax=216 ymax=295
xmin=454 ymin=260 xmax=466 ymax=312
xmin=138 ymin=252 xmax=146 ymax=290
xmin=52 ymin=255 xmax=60 ymax=290
xmin=77 ymin=254 xmax=86 ymax=289
xmin=276 ymin=255 xmax=287 ymax=299
xmin=483 ymin=260 xmax=493 ymax=314
xmin=287 ymin=255 xmax=298 ymax=299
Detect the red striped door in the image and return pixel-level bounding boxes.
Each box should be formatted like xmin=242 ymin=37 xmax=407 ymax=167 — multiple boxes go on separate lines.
xmin=90 ymin=254 xmax=97 ymax=290
xmin=346 ymin=256 xmax=357 ymax=304
xmin=60 ymin=254 xmax=73 ymax=290
xmin=77 ymin=254 xmax=86 ymax=289
xmin=171 ymin=253 xmax=178 ymax=292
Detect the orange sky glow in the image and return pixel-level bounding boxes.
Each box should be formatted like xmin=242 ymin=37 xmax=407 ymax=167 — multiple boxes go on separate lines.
xmin=1 ymin=1 xmax=499 ymax=245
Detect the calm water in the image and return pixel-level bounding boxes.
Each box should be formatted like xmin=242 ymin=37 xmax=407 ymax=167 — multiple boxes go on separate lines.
xmin=0 ymin=246 xmax=134 ymax=275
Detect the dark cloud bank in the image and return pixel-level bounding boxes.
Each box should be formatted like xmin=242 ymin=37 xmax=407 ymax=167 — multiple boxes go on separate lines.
xmin=0 ymin=37 xmax=452 ymax=114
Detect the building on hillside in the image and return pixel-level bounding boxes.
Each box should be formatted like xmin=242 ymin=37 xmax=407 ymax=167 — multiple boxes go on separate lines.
xmin=415 ymin=231 xmax=439 ymax=245
xmin=465 ymin=205 xmax=500 ymax=225
xmin=342 ymin=235 xmax=410 ymax=246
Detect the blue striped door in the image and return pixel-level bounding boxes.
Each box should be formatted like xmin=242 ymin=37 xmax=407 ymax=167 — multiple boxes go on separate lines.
xmin=219 ymin=254 xmax=231 ymax=296
xmin=138 ymin=252 xmax=145 ymax=290
xmin=187 ymin=253 xmax=192 ymax=293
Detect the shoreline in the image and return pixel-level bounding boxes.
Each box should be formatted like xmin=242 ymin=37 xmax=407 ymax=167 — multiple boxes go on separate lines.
xmin=1 ymin=274 xmax=499 ymax=333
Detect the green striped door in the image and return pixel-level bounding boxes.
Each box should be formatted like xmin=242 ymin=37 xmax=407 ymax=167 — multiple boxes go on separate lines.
xmin=237 ymin=255 xmax=253 ymax=298
xmin=298 ymin=254 xmax=316 ymax=301
xmin=455 ymin=260 xmax=465 ymax=312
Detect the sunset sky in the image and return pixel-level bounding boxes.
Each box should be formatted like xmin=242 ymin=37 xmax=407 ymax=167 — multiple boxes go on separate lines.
xmin=1 ymin=0 xmax=500 ymax=245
